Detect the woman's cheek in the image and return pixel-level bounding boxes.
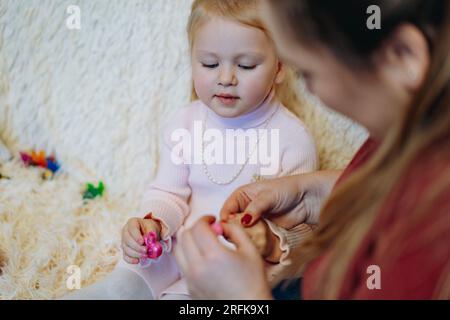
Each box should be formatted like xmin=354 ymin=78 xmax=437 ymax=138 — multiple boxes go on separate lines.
xmin=315 ymin=82 xmax=347 ymax=115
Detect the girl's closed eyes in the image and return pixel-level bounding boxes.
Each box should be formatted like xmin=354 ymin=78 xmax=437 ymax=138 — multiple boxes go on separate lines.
xmin=200 ymin=62 xmax=257 ymax=70
xmin=197 ymin=51 xmax=263 ymax=71
xmin=238 ymin=64 xmax=257 ymax=70
xmin=201 ymin=62 xmax=219 ymax=68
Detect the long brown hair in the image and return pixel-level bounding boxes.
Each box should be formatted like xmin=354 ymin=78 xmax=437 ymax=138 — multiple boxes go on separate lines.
xmin=267 ymin=0 xmax=450 ymax=298
xmin=186 ymin=0 xmax=303 ymax=115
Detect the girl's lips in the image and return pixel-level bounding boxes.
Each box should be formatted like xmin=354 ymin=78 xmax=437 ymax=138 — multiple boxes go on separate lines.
xmin=215 ymin=95 xmax=239 ymax=106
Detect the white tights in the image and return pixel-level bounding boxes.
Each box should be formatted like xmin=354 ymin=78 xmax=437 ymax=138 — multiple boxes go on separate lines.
xmin=60 ymin=267 xmax=190 ymax=300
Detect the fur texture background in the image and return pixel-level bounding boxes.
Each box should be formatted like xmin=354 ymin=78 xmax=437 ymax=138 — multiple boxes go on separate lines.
xmin=0 ymin=0 xmax=367 ymax=299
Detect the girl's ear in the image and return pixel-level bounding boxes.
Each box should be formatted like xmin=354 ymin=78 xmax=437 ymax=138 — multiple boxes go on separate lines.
xmin=274 ymin=61 xmax=285 ymax=84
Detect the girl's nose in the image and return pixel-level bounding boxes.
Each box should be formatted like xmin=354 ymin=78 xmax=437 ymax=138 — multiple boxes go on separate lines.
xmin=218 ymin=66 xmax=237 ymax=87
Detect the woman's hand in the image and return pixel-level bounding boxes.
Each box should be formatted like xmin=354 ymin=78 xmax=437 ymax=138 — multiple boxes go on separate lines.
xmin=174 ymin=216 xmax=273 ymax=300
xmin=220 ymin=171 xmax=341 ymax=229
xmin=121 ymin=217 xmax=162 ymax=264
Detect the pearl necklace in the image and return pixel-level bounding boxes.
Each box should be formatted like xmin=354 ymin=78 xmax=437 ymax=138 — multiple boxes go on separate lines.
xmin=201 ymin=111 xmax=275 ymax=185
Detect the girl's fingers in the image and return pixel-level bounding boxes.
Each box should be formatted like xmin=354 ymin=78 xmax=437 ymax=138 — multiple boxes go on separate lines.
xmin=139 ymin=219 xmax=159 ymax=238
xmin=128 ymin=219 xmax=144 ymax=245
xmin=123 ymin=254 xmax=139 ymax=265
xmin=122 ymin=242 xmax=143 ymax=259
xmin=124 ymin=229 xmax=147 ymax=254
xmin=222 ymin=222 xmax=258 ymax=256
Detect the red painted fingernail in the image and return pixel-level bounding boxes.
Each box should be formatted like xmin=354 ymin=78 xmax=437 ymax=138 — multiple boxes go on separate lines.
xmin=241 ymin=214 xmax=252 ymax=225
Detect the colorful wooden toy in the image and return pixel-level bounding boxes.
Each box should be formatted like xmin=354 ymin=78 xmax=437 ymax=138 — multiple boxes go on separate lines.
xmin=19 ymin=150 xmax=60 ymax=174
xmin=82 ymin=181 xmax=105 ymax=199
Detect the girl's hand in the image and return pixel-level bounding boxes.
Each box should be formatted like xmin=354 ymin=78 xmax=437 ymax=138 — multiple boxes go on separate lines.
xmin=174 ymin=216 xmax=273 ymax=300
xmin=226 ymin=213 xmax=281 ymax=262
xmin=121 ymin=217 xmax=162 ymax=264
xmin=220 ymin=171 xmax=341 ymax=229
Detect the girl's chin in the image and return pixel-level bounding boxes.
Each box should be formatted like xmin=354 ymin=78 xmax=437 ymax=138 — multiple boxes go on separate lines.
xmin=210 ymin=104 xmax=245 ymax=118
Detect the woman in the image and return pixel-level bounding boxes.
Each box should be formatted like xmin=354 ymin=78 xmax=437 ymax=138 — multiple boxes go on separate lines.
xmin=174 ymin=0 xmax=450 ymax=299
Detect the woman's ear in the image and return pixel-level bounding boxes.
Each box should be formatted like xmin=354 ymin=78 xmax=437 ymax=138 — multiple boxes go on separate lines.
xmin=274 ymin=61 xmax=285 ymax=84
xmin=376 ymin=24 xmax=430 ymax=93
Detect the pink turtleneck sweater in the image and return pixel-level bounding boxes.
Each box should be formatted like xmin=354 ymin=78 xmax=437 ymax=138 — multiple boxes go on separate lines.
xmin=138 ymin=93 xmax=317 ymax=282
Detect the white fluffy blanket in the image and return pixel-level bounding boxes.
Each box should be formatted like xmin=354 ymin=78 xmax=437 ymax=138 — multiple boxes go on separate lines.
xmin=0 ymin=0 xmax=367 ymax=299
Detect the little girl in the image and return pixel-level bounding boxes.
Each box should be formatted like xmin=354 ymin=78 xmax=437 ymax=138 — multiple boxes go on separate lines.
xmin=63 ymin=0 xmax=317 ymax=300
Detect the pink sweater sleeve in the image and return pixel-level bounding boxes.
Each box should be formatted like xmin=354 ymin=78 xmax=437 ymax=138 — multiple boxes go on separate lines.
xmin=138 ymin=126 xmax=191 ymax=247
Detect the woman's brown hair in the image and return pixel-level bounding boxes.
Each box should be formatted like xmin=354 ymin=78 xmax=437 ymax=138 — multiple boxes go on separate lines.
xmin=267 ymin=0 xmax=450 ymax=298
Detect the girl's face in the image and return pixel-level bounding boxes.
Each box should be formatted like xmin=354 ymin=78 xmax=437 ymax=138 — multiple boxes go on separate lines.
xmin=192 ymin=17 xmax=283 ymax=118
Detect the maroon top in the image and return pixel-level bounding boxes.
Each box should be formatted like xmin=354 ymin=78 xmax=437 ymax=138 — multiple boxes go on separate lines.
xmin=302 ymin=138 xmax=450 ymax=299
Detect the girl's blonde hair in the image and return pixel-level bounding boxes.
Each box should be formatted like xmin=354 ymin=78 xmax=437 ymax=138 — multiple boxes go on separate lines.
xmin=187 ymin=0 xmax=302 ymax=115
